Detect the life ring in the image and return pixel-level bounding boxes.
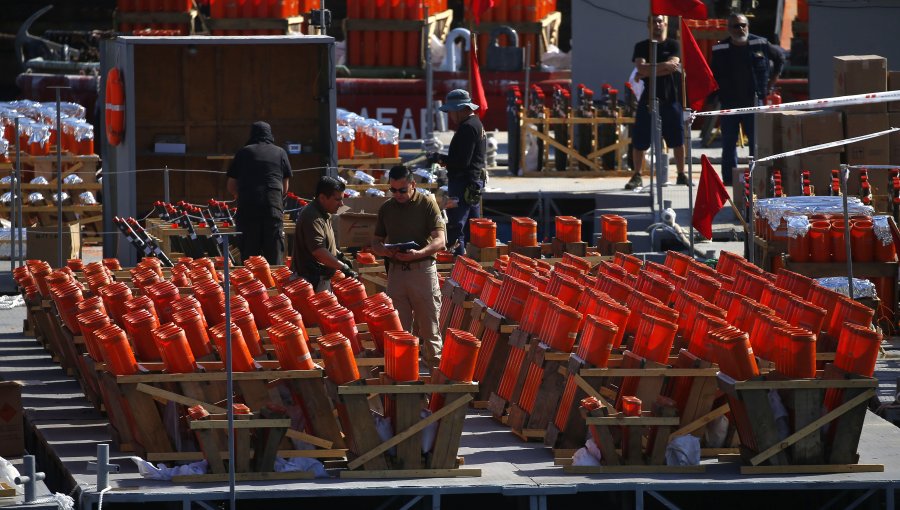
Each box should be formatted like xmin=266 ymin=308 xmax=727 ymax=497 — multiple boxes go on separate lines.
xmin=105 ymin=68 xmax=125 ymax=146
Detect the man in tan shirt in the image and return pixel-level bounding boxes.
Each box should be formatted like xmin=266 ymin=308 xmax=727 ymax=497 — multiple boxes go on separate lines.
xmin=292 ymin=176 xmax=356 ymax=292
xmin=372 ymin=166 xmax=446 ymax=369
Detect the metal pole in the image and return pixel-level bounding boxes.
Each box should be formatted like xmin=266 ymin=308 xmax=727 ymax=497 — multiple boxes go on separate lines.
xmin=15 ymin=120 xmax=24 ymax=267
xmin=164 ymin=166 xmax=170 ymax=205
xmin=841 ymin=164 xmax=854 ymax=299
xmin=524 ymin=43 xmax=532 ymax=112
xmin=747 ymin=158 xmax=756 ymax=265
xmin=55 ymin=88 xmax=63 ymax=267
xmin=648 ymin=40 xmax=659 ymax=219
xmin=223 ymin=233 xmax=235 ymax=510
xmin=424 ymin=5 xmax=433 ymax=142
xmin=685 ymin=109 xmax=695 ymax=255
xmin=11 ymin=118 xmax=20 ymax=268
xmin=320 ymin=0 xmax=326 ymax=34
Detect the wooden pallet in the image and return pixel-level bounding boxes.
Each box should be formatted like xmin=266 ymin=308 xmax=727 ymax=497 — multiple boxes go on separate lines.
xmin=596 ymin=237 xmax=633 ymax=257
xmin=717 ymin=367 xmax=883 ymax=475
xmin=506 ymin=337 xmax=571 ymax=442
xmin=335 ymin=377 xmax=481 ymax=478
xmin=438 ymin=278 xmax=475 ymax=335
xmin=99 ymin=366 xmax=344 ymax=462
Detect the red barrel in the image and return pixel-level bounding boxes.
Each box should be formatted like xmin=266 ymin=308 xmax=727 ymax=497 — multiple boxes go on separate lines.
xmin=99 ymin=282 xmax=133 ymax=326
xmin=269 ymin=321 xmax=315 ymax=370
xmin=577 ymin=315 xmax=618 ymax=368
xmin=145 ymin=280 xmax=179 ymax=324
xmin=364 ymin=305 xmax=402 ymax=354
xmin=438 ymin=328 xmax=481 ymax=382
xmin=632 ymin=314 xmax=677 ymax=364
xmin=318 ymin=332 xmax=360 ymax=384
xmin=209 ymin=322 xmax=257 ymax=372
xmin=850 ymin=220 xmax=875 ymax=262
xmin=123 ymin=309 xmax=162 ymax=361
xmin=319 ymin=305 xmax=362 ymax=354
xmin=172 ymin=307 xmax=214 ymax=358
xmin=152 ymin=323 xmax=198 ymax=373
xmin=284 ymin=277 xmax=317 ymax=324
xmin=238 ymin=278 xmax=271 ymax=330
xmin=76 ymin=309 xmax=111 ymax=361
xmin=384 ymin=331 xmax=419 ymax=382
xmin=231 ymin=307 xmax=265 ymax=357
xmin=95 ymin=323 xmax=139 ymax=375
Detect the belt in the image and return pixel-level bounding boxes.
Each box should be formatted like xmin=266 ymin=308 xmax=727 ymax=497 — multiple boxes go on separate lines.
xmin=393 ymin=258 xmax=435 ymax=271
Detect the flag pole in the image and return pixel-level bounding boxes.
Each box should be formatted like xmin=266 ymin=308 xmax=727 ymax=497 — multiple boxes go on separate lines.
xmin=679 ymin=16 xmax=696 ymax=256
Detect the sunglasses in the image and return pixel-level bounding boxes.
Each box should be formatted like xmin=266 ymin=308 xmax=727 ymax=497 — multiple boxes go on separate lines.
xmin=731 ymin=23 xmax=747 ymax=28
xmin=389 ymin=187 xmax=409 ymax=194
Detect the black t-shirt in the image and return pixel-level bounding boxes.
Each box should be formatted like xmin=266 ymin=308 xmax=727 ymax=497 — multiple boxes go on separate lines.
xmin=227 ymin=142 xmax=292 ymax=217
xmin=632 ymin=38 xmax=682 ymax=105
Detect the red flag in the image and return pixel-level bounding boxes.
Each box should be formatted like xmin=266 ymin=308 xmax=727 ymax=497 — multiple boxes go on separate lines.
xmin=470 ymin=47 xmax=488 ymax=119
xmin=472 ymin=0 xmax=495 ymax=25
xmin=651 ymin=0 xmax=707 ymax=19
xmin=692 ymin=155 xmax=730 ymax=240
xmin=681 ymin=18 xmax=718 ymax=112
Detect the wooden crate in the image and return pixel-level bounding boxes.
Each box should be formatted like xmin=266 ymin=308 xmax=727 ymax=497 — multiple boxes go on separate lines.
xmin=717 ymin=367 xmax=883 ymax=474
xmin=550 ymin=238 xmax=587 ymax=258
xmin=465 ymin=242 xmax=509 ymax=263
xmin=596 ymin=237 xmax=632 ymax=257
xmin=519 ymin=113 xmax=635 ymax=174
xmin=557 ymin=396 xmax=705 ymax=474
xmin=334 ymin=375 xmax=481 ymax=478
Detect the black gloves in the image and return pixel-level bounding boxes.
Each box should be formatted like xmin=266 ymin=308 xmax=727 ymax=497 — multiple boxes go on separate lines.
xmin=427 ymin=152 xmax=444 ymax=165
xmin=341 ymin=263 xmax=359 ymax=280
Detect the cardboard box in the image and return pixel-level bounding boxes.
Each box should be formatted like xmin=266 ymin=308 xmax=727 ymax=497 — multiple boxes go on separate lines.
xmin=781 ymin=153 xmax=842 ymax=196
xmin=334 ymin=212 xmax=378 ymax=249
xmin=342 ymin=195 xmax=389 ymax=215
xmin=781 ymin=110 xmax=844 ymax=153
xmin=0 ymin=381 xmax=24 ymax=457
xmin=889 ymin=71 xmax=900 ymax=113
xmin=834 ymin=55 xmax=887 ymax=113
xmin=890 ymin=112 xmax=900 ymax=164
xmin=844 ymin=113 xmax=890 ymax=165
xmin=26 ymin=223 xmax=80 ymax=269
xmin=847 ymin=167 xmax=893 ymax=198
xmin=756 ymin=112 xmax=785 ymax=158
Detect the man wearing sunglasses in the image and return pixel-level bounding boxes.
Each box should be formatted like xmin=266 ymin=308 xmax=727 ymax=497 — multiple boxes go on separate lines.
xmin=372 ymin=165 xmax=447 ymax=370
xmin=711 ymin=13 xmax=784 ymax=185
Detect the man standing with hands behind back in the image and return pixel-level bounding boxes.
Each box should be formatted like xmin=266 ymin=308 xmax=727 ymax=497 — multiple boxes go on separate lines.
xmin=711 ymin=13 xmax=783 ymax=185
xmin=372 ymin=165 xmax=446 ymax=370
xmin=626 ymin=15 xmax=687 ymax=190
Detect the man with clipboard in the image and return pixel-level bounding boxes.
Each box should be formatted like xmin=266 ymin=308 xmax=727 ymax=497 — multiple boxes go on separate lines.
xmin=372 ymin=166 xmax=447 ymax=370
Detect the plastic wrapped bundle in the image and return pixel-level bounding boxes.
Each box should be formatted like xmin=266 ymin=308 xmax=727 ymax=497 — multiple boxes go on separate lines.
xmin=79 ymin=192 xmax=98 ymax=205
xmin=30 ymin=176 xmax=49 ymax=185
xmin=63 ymin=174 xmax=84 ymax=185
xmin=364 ymin=188 xmax=385 ymax=197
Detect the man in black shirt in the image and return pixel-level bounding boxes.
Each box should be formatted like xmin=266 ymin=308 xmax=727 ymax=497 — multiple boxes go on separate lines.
xmin=626 ymin=15 xmax=687 ymax=190
xmin=711 ymin=13 xmax=784 ymax=185
xmin=226 ymin=121 xmax=292 ymax=265
xmin=438 ymin=89 xmax=487 ymax=255
xmin=292 ymin=176 xmax=354 ymax=292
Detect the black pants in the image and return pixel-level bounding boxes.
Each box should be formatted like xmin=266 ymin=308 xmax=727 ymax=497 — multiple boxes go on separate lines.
xmin=238 ymin=214 xmax=284 ymax=266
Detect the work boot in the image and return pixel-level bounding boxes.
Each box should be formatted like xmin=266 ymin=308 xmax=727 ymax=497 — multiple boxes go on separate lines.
xmin=676 ymin=173 xmax=688 ymax=185
xmin=624 ymin=174 xmax=643 ymax=190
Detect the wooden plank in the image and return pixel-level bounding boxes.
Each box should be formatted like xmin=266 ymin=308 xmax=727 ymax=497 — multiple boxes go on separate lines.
xmin=429 ymin=392 xmax=470 ymax=469
xmin=572 ymin=374 xmax=614 ymax=408
xmin=338 ymin=383 xmax=478 ymax=395
xmin=670 ymin=404 xmax=730 ymax=438
xmin=340 ymin=468 xmax=481 ymax=479
xmin=733 ymin=378 xmax=876 ymax=391
xmin=564 ymin=465 xmax=705 ymax=474
xmin=339 ymin=393 xmax=391 ymax=470
xmin=189 ymin=418 xmax=291 ymax=430
xmin=578 ymin=368 xmax=720 ymax=377
xmin=116 ymin=368 xmax=324 ymax=383
xmin=147 ymin=449 xmax=347 ymax=462
xmin=740 ymin=464 xmax=884 ymax=475
xmin=585 ymin=416 xmax=681 ymax=426
xmin=120 ymin=384 xmax=174 ymax=454
xmin=171 ymin=471 xmax=315 ymax=483
xmin=394 ymin=392 xmax=424 ymax=470
xmin=788 ymin=388 xmax=825 ymax=465
xmin=284 ymin=429 xmax=334 ymax=450
xmin=288 ymin=378 xmax=345 ymax=449
xmin=346 ymin=394 xmax=472 ymax=470
xmin=135 ymin=383 xmax=228 ymax=414
xmin=749 ymin=389 xmax=876 ymax=466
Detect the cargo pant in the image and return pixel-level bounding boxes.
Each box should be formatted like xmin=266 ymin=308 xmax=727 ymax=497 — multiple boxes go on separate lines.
xmin=385 ymin=258 xmax=442 ymax=369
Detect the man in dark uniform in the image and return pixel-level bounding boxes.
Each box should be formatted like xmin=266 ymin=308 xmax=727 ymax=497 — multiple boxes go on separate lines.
xmin=227 ymin=121 xmax=292 ymax=265
xmin=437 ymin=89 xmax=486 ymax=255
xmin=711 ymin=13 xmax=784 ymax=185
xmin=626 ymin=15 xmax=688 ymax=190
xmin=291 ymin=176 xmax=356 ymax=292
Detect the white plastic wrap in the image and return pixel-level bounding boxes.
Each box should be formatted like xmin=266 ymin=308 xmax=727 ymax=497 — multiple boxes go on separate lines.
xmin=353 ymin=170 xmax=376 ymax=185
xmin=344 ymin=188 xmax=360 ymax=198
xmin=420 ymin=408 xmax=438 ymax=454
xmin=364 ymin=188 xmax=385 ymax=197
xmin=79 ymin=192 xmax=97 ymax=205
xmin=755 ymin=196 xmax=874 ymax=231
xmin=665 ymin=435 xmax=701 ymax=466
xmin=0 ymin=456 xmax=23 ymax=495
xmin=63 ymin=173 xmax=84 ymax=185
xmin=28 ymin=192 xmax=46 ymax=205
xmin=572 ymin=446 xmax=603 ymax=466
xmin=768 ymin=389 xmax=790 ymax=441
xmin=131 ymin=457 xmax=208 ymax=480
xmin=30 ymin=177 xmax=49 ymax=185
xmin=785 ymin=215 xmax=810 ymax=239
xmin=274 ymin=457 xmax=327 ymax=478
